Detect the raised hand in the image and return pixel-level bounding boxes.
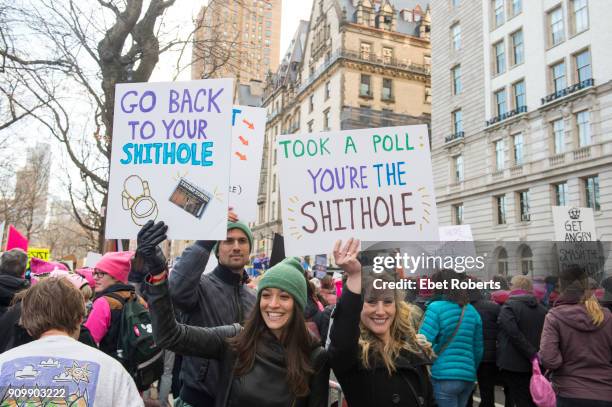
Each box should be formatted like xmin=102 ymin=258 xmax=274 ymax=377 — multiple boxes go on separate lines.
xmin=135 ymin=220 xmax=169 ymax=277
xmin=333 ymin=238 xmax=362 ymax=294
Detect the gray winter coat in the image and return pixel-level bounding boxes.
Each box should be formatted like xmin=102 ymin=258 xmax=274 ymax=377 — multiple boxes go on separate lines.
xmin=169 ymin=241 xmax=256 ymax=406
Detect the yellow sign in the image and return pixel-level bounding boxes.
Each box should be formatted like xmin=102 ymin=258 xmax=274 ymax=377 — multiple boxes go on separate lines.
xmin=28 ymin=247 xmax=50 ymax=263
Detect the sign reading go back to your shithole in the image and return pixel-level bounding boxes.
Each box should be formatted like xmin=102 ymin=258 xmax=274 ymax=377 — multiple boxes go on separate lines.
xmin=277 ymin=125 xmax=439 ymax=256
xmin=106 ymin=79 xmax=233 ymax=240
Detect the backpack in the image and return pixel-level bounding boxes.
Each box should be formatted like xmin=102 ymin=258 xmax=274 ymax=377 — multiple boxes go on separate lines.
xmin=106 ymin=292 xmax=163 ymax=391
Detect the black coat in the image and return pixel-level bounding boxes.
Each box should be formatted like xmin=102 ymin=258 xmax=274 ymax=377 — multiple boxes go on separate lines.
xmin=0 ymin=274 xmax=29 ymax=317
xmin=471 ymin=299 xmax=500 ymax=363
xmin=329 ymin=290 xmax=435 ymax=407
xmin=497 ymin=294 xmax=547 ymax=373
xmin=146 ymin=280 xmax=329 ymax=407
xmin=168 ymin=241 xmax=256 ymax=405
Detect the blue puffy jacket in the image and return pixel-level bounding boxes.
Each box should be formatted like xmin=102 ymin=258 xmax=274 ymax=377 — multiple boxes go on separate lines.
xmin=419 ymin=300 xmax=484 ymax=382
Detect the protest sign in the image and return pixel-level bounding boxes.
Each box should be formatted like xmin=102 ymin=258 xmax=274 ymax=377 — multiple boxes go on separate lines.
xmin=106 ymin=79 xmax=234 ymax=240
xmin=229 ymin=106 xmax=266 ymax=223
xmin=84 ymin=252 xmax=103 ymax=268
xmin=277 ymin=125 xmax=438 ymax=256
xmin=6 ymin=225 xmax=28 ymax=251
xmin=552 ymin=206 xmax=596 ymax=241
xmin=27 ymin=247 xmax=50 ymax=262
xmin=439 ymin=225 xmax=473 ymax=241
xmin=314 ymin=254 xmax=328 ymax=279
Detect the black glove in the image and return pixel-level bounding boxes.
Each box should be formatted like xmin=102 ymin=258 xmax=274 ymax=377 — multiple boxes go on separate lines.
xmin=134 ymin=220 xmax=168 ymax=277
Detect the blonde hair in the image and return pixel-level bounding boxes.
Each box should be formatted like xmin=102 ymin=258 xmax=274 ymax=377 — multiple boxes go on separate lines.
xmin=80 ymin=284 xmax=93 ymax=302
xmin=510 ymin=275 xmax=533 ymax=291
xmin=584 ymin=294 xmax=604 ymax=326
xmin=359 ymin=296 xmax=432 ymax=375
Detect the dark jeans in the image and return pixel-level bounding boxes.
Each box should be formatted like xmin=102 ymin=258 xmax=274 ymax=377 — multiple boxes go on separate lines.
xmin=501 ymin=370 xmax=535 ymax=407
xmin=557 ymin=397 xmax=612 ymax=407
xmin=466 ymin=363 xmax=513 ymax=407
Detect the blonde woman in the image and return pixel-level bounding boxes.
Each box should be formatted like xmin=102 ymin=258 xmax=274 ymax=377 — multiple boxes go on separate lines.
xmin=540 ymin=265 xmax=612 ymax=406
xmin=328 ymin=239 xmax=435 ymax=407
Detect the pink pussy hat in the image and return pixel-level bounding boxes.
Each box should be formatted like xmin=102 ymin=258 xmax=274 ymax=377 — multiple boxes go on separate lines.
xmin=30 ymin=257 xmax=68 ymax=275
xmin=75 ymin=267 xmax=95 ymax=288
xmin=94 ymin=251 xmax=134 ymax=284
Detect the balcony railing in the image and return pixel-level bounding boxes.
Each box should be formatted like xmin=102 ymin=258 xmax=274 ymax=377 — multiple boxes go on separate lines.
xmin=340 ymin=106 xmax=430 ymax=130
xmin=521 ymin=213 xmax=531 ymax=222
xmin=573 ymin=145 xmax=591 ymax=160
xmin=486 ymin=105 xmax=527 ymax=127
xmin=541 ymin=78 xmax=594 ymax=105
xmin=445 ymin=131 xmax=465 ymax=143
xmin=549 ymin=153 xmax=565 ymax=166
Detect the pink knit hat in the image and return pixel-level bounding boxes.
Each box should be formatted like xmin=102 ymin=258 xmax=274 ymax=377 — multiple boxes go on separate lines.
xmin=30 ymin=257 xmax=69 ymax=275
xmin=94 ymin=251 xmax=134 ymax=284
xmin=75 ymin=267 xmax=95 ymax=288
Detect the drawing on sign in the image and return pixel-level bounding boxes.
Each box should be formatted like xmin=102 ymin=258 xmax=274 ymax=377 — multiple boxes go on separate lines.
xmin=564 ymin=207 xmax=592 ymax=241
xmin=169 ymin=178 xmax=212 ymax=219
xmin=121 ymin=175 xmax=159 ymax=226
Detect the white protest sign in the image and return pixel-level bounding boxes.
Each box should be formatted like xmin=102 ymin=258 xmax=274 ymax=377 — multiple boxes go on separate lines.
xmin=106 ymin=79 xmax=234 ymax=240
xmin=85 ymin=252 xmax=102 ymax=268
xmin=229 ymin=106 xmax=266 ymax=223
xmin=277 ymin=125 xmax=439 ymax=256
xmin=439 ymin=225 xmax=473 ymax=241
xmin=552 ymin=206 xmax=597 ymax=241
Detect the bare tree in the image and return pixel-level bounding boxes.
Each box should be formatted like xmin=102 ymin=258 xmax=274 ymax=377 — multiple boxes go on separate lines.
xmin=0 ymin=0 xmax=252 ymax=251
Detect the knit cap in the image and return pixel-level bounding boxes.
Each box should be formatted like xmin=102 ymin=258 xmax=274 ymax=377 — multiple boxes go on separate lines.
xmin=257 ymin=257 xmax=307 ymax=310
xmin=94 ymin=251 xmax=134 ymax=284
xmin=213 ymin=220 xmax=254 ymax=256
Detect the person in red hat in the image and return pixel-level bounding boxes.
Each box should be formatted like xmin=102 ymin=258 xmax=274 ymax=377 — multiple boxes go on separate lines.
xmin=84 ymin=251 xmax=146 ymax=356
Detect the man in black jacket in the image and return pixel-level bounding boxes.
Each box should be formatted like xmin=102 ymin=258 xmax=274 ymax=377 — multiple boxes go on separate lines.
xmin=0 ymin=249 xmax=29 ymax=317
xmin=497 ymin=275 xmax=547 ymax=407
xmin=169 ymin=220 xmax=256 ymax=407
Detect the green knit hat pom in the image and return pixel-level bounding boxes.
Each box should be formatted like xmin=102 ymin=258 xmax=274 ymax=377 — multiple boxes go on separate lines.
xmin=257 ymin=257 xmax=307 ymax=310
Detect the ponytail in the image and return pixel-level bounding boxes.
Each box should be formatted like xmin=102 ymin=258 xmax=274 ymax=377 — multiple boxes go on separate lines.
xmin=584 ymin=294 xmax=604 ymax=326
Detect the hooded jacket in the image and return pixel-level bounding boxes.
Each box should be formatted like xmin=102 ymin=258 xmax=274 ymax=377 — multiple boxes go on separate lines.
xmin=168 ymin=241 xmax=256 ymax=406
xmin=0 ymin=274 xmax=29 ymax=317
xmin=540 ymin=299 xmax=612 ymax=401
xmin=497 ymin=292 xmax=547 ymax=373
xmin=146 ymin=280 xmax=329 ymax=407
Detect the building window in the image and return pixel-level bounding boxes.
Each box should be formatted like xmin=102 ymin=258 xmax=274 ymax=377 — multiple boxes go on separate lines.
xmin=453 ymin=203 xmax=464 ymax=225
xmin=584 ymin=175 xmax=600 ymax=210
xmin=495 ymin=139 xmax=505 ymax=170
xmin=425 ymin=87 xmax=432 ymax=104
xmin=494 ymin=0 xmax=505 ymax=27
xmin=513 ymin=133 xmax=524 ymax=165
xmin=496 ymin=195 xmax=507 ymax=224
xmin=454 ymin=155 xmax=464 ymax=182
xmin=273 ymin=147 xmax=277 ymax=165
xmin=382 ymin=78 xmax=393 ymax=100
xmin=549 ymin=6 xmax=564 ymax=46
xmin=571 ymin=0 xmax=589 ymax=34
xmin=309 ymin=95 xmax=314 ymax=112
xmin=307 ymin=120 xmax=313 ymax=133
xmin=576 ymin=110 xmax=591 ymax=146
xmin=271 ymin=201 xmax=276 ymax=220
xmin=451 ymin=23 xmax=461 ymax=50
xmin=452 ymin=109 xmax=463 ymax=134
xmin=513 ymin=80 xmax=525 ymax=109
xmin=518 ymin=190 xmax=530 ymax=221
xmin=510 ymin=0 xmax=522 ymax=16
xmin=451 ymin=65 xmax=462 ymax=95
xmin=520 ymin=245 xmax=533 ymax=275
xmin=382 ymin=47 xmax=393 ymax=64
xmin=553 ymin=182 xmax=569 ymax=206
xmin=494 ymin=41 xmax=506 ymax=74
xmin=360 ymin=42 xmax=371 ymax=60
xmin=323 ymin=109 xmax=330 ymax=131
xmin=552 ymin=118 xmax=565 ymax=154
xmin=452 ymin=0 xmax=460 ymax=7
xmin=495 ymin=88 xmax=507 ymax=116
xmin=497 ymin=248 xmax=508 ymax=275
xmin=575 ymin=49 xmax=592 ymax=82
xmin=511 ymin=30 xmax=524 ymax=66
xmin=360 ymin=74 xmax=371 ymax=97
xmin=325 ymin=81 xmax=331 ymax=100
xmin=551 ymin=61 xmax=566 ymax=93
xmin=272 ymin=174 xmax=276 ymax=192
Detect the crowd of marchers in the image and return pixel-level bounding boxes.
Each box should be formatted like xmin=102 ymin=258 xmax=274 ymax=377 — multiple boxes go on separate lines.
xmin=0 ymin=215 xmax=611 ymax=407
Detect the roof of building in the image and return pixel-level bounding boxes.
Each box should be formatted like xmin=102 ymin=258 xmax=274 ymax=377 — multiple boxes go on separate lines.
xmin=265 ymin=20 xmax=309 ymax=93
xmin=339 ymin=0 xmax=429 ymax=36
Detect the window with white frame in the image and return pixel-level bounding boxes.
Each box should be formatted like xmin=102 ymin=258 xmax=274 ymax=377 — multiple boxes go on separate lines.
xmin=360 ymin=74 xmax=371 ymax=96
xmin=576 ymin=110 xmax=591 ymax=146
xmin=453 ymin=203 xmax=463 ymax=225
xmin=325 ymin=81 xmax=331 ymax=100
xmin=495 ymin=88 xmax=507 ymax=116
xmin=571 ymin=0 xmax=589 ymax=34
xmin=510 ymin=0 xmax=522 ymax=16
xmin=513 ymin=133 xmax=524 ymax=165
xmin=513 ymin=80 xmax=525 ymax=109
xmin=452 ymin=109 xmax=463 ymax=134
xmin=496 ymin=195 xmax=507 ymax=224
xmin=511 ymin=30 xmax=524 ymax=65
xmin=549 ymin=7 xmax=564 ymax=46
xmin=452 ymin=65 xmax=462 ymax=95
xmin=494 ymin=41 xmax=506 ymax=74
xmin=518 ymin=190 xmax=530 ymax=221
xmin=575 ymin=50 xmax=592 ymax=82
xmin=451 ymin=24 xmax=461 ymax=50
xmin=553 ymin=182 xmax=569 ymax=206
xmin=454 ymin=155 xmax=464 ymax=182
xmin=584 ymin=175 xmax=600 ymax=210
xmin=382 ymin=78 xmax=393 ymax=100
xmin=551 ymin=61 xmax=566 ymax=93
xmin=494 ymin=0 xmax=505 ymax=27
xmin=323 ymin=109 xmax=330 ymax=131
xmin=382 ymin=47 xmax=393 ymax=64
xmin=360 ymin=42 xmax=371 ymax=60
xmin=495 ymin=140 xmax=505 ymax=170
xmin=552 ymin=119 xmax=565 ymax=154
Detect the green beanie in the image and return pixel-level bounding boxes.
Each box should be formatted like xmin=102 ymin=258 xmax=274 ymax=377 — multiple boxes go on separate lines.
xmin=214 ymin=220 xmax=254 ymax=256
xmin=257 ymin=257 xmax=307 ymax=310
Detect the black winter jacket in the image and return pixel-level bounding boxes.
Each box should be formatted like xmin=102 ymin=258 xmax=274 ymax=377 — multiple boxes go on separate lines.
xmin=0 ymin=274 xmax=29 ymax=317
xmin=169 ymin=242 xmax=257 ymax=406
xmin=471 ymin=299 xmax=500 ymax=363
xmin=497 ymin=293 xmax=547 ymax=373
xmin=329 ymin=289 xmax=435 ymax=407
xmin=146 ymin=280 xmax=329 ymax=407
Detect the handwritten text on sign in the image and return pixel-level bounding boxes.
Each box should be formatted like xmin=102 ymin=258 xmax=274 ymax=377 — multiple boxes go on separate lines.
xmin=106 ymin=79 xmax=233 ymax=240
xmin=277 ymin=125 xmax=439 ymax=256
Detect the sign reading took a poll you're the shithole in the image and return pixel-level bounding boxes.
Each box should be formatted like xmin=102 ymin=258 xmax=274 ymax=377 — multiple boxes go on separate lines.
xmin=106 ymin=79 xmax=233 ymax=240
xmin=277 ymin=125 xmax=439 ymax=256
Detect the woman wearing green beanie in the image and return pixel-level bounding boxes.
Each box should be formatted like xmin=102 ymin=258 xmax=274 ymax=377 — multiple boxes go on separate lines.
xmin=137 ymin=222 xmax=329 ymax=407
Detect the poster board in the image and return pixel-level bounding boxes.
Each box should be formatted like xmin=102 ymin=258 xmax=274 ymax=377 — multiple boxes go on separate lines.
xmin=552 ymin=206 xmax=597 ymax=241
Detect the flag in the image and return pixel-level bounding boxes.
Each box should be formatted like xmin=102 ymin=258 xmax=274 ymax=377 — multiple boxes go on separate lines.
xmin=6 ymin=225 xmax=28 ymax=251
